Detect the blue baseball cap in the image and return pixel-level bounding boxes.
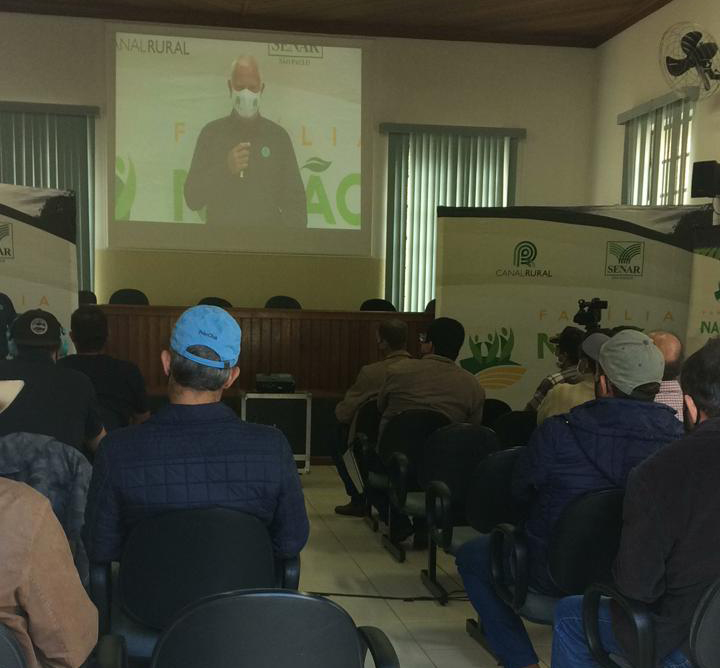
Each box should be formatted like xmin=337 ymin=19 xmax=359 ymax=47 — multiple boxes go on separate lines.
xmin=170 ymin=305 xmax=241 ymax=369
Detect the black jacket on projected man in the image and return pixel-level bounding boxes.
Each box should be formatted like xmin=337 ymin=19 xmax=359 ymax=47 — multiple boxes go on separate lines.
xmin=184 ymin=55 xmax=307 ymax=228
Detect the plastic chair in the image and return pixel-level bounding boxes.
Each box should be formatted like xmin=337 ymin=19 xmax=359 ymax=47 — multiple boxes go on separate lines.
xmin=360 ymin=298 xmax=396 ymax=312
xmin=109 ymin=289 xmax=149 ymax=305
xmin=583 ymin=574 xmax=720 ymax=668
xmin=198 ymin=297 xmax=232 ymax=308
xmin=149 ymin=589 xmax=399 ymax=668
xmin=90 ymin=508 xmax=300 ymax=663
xmin=0 ymin=624 xmax=26 ymax=668
xmin=481 ymin=398 xmax=512 ymax=430
xmin=418 ymin=424 xmax=499 ymax=603
xmin=490 ymin=488 xmax=624 ymax=631
xmin=265 ymin=295 xmax=301 ymax=309
xmin=360 ymin=409 xmax=449 ymax=562
xmin=493 ymin=410 xmax=537 ymax=448
xmin=79 ymin=289 xmax=97 ymax=305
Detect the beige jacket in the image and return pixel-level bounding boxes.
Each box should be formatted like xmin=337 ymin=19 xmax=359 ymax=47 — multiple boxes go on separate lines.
xmin=536 ymin=374 xmax=596 ymax=424
xmin=377 ymin=354 xmax=485 ymax=428
xmin=335 ymin=350 xmax=412 ymax=424
xmin=0 ymin=478 xmax=97 ymax=668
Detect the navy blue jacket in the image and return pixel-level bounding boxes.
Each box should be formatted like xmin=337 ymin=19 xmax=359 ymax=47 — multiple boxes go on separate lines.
xmin=83 ymin=402 xmax=309 ymax=562
xmin=512 ymin=398 xmax=683 ymax=592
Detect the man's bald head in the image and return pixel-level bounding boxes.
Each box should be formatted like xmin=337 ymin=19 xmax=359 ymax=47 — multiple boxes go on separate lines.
xmin=228 ymin=56 xmax=263 ymax=93
xmin=649 ymin=330 xmax=684 ymax=381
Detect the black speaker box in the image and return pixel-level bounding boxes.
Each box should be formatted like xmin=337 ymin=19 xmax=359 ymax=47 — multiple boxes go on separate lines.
xmin=691 ymin=161 xmax=720 ymax=198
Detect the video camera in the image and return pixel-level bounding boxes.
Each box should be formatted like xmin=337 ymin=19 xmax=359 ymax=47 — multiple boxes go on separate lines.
xmin=573 ymin=298 xmax=608 ymax=332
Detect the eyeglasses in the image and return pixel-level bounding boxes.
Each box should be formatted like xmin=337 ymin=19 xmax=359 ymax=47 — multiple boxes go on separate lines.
xmin=419 ymin=333 xmax=428 ymax=343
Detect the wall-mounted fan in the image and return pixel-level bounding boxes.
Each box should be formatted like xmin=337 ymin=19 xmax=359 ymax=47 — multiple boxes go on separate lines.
xmin=660 ymin=22 xmax=720 ymax=99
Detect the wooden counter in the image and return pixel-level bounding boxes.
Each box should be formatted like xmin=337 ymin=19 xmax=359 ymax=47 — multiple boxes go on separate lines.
xmin=101 ymin=305 xmax=433 ymax=397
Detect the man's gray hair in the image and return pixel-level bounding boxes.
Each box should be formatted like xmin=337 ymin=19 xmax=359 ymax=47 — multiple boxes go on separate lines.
xmin=170 ymin=345 xmax=233 ymax=391
xmin=229 ymin=55 xmax=261 ymax=80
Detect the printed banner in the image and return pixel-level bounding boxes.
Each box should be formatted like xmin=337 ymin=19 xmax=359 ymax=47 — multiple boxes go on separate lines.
xmin=436 ymin=208 xmax=719 ymax=408
xmin=0 ymin=184 xmax=78 ymax=331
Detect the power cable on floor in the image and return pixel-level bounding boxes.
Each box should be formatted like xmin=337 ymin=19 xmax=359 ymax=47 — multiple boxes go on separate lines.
xmin=308 ymin=590 xmax=469 ymax=603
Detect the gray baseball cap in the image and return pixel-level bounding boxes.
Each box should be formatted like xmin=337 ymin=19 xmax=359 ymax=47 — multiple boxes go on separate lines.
xmin=598 ymin=329 xmax=664 ymax=395
xmin=581 ymin=332 xmax=610 ymax=362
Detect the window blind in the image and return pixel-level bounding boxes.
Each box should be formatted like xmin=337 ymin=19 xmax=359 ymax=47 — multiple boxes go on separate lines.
xmin=0 ymin=108 xmax=95 ymax=290
xmin=385 ymin=129 xmax=519 ymax=312
xmin=621 ymin=98 xmax=694 ymax=206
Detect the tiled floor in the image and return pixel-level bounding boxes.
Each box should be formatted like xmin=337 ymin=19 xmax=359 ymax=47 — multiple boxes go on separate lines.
xmin=300 ymin=466 xmax=553 ymax=668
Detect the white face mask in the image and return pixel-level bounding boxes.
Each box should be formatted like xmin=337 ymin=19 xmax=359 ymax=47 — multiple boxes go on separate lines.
xmin=232 ymin=89 xmax=260 ymax=118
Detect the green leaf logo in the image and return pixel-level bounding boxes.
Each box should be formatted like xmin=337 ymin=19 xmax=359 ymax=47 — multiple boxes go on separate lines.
xmin=115 ymin=156 xmax=137 ymax=221
xmin=302 ymin=157 xmax=332 ymax=173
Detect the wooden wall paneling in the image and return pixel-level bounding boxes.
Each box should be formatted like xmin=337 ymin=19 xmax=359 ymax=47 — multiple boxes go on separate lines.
xmin=101 ymin=306 xmax=433 ymax=398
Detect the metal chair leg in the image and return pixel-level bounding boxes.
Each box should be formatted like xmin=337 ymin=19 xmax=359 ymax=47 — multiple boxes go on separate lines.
xmin=421 ymin=542 xmax=449 ymax=604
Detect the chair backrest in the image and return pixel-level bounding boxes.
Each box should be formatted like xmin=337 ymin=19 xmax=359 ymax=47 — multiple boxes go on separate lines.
xmin=109 ymin=288 xmax=149 ymax=305
xmin=547 ymin=488 xmax=624 ymax=595
xmin=691 ymin=577 xmax=720 ymax=668
xmin=466 ymin=446 xmax=526 ymax=533
xmin=421 ymin=423 xmax=499 ymax=524
xmin=353 ymin=399 xmax=382 ymax=445
xmin=377 ymin=409 xmax=450 ymax=465
xmin=0 ymin=624 xmax=26 ymax=668
xmin=359 ymin=298 xmax=396 ymax=312
xmin=265 ymin=295 xmax=301 ymax=309
xmin=198 ymin=297 xmax=232 ymax=308
xmin=152 ymin=589 xmax=367 ymax=668
xmin=78 ymin=290 xmax=97 ymax=305
xmin=481 ymin=398 xmax=512 ymax=430
xmin=493 ymin=410 xmax=537 ymax=448
xmin=119 ymin=508 xmax=277 ymax=630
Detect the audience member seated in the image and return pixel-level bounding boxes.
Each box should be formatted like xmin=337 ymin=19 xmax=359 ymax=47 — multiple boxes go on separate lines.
xmin=333 ymin=320 xmax=410 ymax=516
xmin=78 ymin=290 xmax=97 ymax=305
xmin=536 ymin=331 xmax=609 ymax=424
xmin=58 ymin=306 xmax=150 ymax=431
xmin=650 ymin=329 xmax=684 ymax=420
xmin=377 ymin=317 xmax=485 ymax=430
xmin=525 ymin=326 xmax=584 ymax=412
xmin=0 ymin=310 xmax=105 ymax=456
xmin=83 ymin=305 xmax=309 ymax=563
xmin=552 ymin=338 xmax=720 ymax=667
xmin=0 ymin=293 xmax=16 ymax=360
xmin=0 ymin=477 xmax=97 ymax=668
xmin=456 ymin=330 xmax=683 ymax=668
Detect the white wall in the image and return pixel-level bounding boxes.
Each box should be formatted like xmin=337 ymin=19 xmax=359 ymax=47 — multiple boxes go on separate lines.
xmin=0 ymin=12 xmax=598 ymax=305
xmin=591 ymin=0 xmax=720 ymax=204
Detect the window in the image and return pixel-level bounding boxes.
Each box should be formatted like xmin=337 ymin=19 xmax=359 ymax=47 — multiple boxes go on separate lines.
xmin=383 ymin=124 xmax=523 ymax=312
xmin=620 ymin=95 xmax=694 ymax=206
xmin=0 ymin=103 xmax=97 ymax=289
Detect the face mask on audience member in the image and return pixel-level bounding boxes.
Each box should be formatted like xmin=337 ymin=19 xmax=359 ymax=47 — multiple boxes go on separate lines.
xmin=232 ymin=89 xmax=260 ymax=118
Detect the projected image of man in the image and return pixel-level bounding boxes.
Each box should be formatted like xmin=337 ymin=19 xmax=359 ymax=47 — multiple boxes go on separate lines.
xmin=184 ymin=56 xmax=307 ymax=228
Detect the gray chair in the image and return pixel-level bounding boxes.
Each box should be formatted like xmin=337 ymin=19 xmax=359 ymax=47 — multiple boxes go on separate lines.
xmin=90 ymin=508 xmax=300 ymax=664
xmin=109 ymin=289 xmax=149 ymax=305
xmin=149 ymin=590 xmax=399 ymax=668
xmin=0 ymin=624 xmax=25 ymax=668
xmin=583 ymin=574 xmax=720 ymax=668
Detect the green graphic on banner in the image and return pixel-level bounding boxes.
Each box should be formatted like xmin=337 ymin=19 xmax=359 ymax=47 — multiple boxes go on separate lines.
xmin=608 ymin=241 xmax=642 ymax=264
xmin=460 ymin=328 xmax=527 ymax=389
xmin=115 ymin=156 xmax=137 ymax=221
xmin=513 ymin=241 xmax=537 ymax=267
xmin=303 ymin=156 xmax=360 ymax=226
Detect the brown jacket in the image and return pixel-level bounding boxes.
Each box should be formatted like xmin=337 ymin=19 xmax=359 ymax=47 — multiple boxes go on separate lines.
xmin=377 ymin=354 xmax=485 ymax=428
xmin=335 ymin=350 xmax=412 ymax=424
xmin=0 ymin=478 xmax=97 ymax=668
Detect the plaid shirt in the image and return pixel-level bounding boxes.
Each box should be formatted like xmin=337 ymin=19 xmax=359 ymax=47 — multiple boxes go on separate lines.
xmin=655 ymin=379 xmax=684 ymax=421
xmin=525 ymin=367 xmax=581 ymax=411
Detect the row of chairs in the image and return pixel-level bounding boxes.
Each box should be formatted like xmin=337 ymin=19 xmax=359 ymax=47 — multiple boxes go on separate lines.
xmin=85 ymin=507 xmax=397 ymax=668
xmin=350 ymin=403 xmax=720 ymax=668
xmin=82 ymin=290 xmax=416 ymax=313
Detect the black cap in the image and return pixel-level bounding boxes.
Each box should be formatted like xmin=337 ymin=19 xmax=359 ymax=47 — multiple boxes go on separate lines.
xmin=549 ymin=326 xmax=584 ymax=351
xmin=10 ymin=309 xmax=62 ymax=347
